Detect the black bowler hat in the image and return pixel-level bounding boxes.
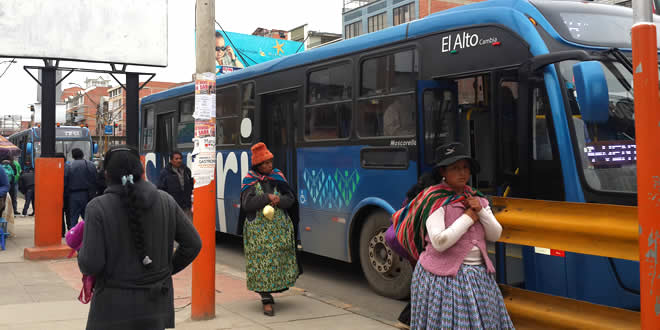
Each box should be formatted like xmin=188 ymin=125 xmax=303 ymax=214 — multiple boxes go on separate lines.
xmin=434 ymin=142 xmax=480 ymax=174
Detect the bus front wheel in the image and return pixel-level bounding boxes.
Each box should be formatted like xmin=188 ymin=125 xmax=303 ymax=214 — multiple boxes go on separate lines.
xmin=359 ymin=210 xmax=412 ymax=299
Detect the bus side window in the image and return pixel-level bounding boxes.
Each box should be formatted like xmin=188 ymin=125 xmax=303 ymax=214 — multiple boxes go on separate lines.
xmin=177 ymin=98 xmax=194 ymax=148
xmin=217 ymin=86 xmax=239 ymax=146
xmin=240 ymin=82 xmax=255 ymax=144
xmin=532 ymin=87 xmax=553 ymax=161
xmin=358 ymin=49 xmax=417 ymax=138
xmin=306 ymin=63 xmax=352 ymax=140
xmin=143 ymin=107 xmax=155 ymax=151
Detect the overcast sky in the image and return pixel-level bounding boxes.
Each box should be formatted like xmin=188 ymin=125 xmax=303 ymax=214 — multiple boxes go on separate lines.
xmin=0 ymin=0 xmax=344 ymax=121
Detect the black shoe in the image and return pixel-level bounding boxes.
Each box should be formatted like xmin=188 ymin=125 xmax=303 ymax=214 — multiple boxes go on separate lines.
xmin=263 ymin=304 xmax=274 ymax=316
xmin=13 ymin=212 xmax=20 ymax=215
xmin=28 ymin=213 xmax=34 ymax=216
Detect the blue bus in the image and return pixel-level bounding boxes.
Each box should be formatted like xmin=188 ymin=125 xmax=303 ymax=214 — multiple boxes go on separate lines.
xmin=9 ymin=126 xmax=96 ymax=168
xmin=140 ymin=0 xmax=650 ymax=308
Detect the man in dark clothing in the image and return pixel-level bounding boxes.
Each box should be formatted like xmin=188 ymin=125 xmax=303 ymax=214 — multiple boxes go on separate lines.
xmin=18 ymin=162 xmax=35 ymax=216
xmin=64 ymin=148 xmax=97 ymax=229
xmin=157 ymin=151 xmax=193 ymax=219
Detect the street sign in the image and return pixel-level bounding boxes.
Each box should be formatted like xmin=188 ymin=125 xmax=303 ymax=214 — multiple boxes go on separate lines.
xmin=104 ymin=125 xmax=113 ymax=135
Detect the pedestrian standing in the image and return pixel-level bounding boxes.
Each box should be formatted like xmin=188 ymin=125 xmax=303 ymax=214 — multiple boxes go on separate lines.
xmin=1 ymin=157 xmax=19 ymax=215
xmin=18 ymin=162 xmax=35 ymax=216
xmin=10 ymin=157 xmax=21 ymax=215
xmin=64 ymin=148 xmax=97 ymax=229
xmin=157 ymin=151 xmax=193 ymax=220
xmin=392 ymin=142 xmax=513 ymax=329
xmin=0 ymin=165 xmax=10 ymax=217
xmin=240 ymin=142 xmax=300 ymax=316
xmin=77 ymin=145 xmax=202 ymax=330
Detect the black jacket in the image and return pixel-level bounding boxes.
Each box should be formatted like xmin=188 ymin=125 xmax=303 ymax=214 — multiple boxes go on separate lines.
xmin=18 ymin=170 xmax=35 ymax=195
xmin=78 ymin=180 xmax=201 ymax=330
xmin=157 ymin=164 xmax=193 ymax=210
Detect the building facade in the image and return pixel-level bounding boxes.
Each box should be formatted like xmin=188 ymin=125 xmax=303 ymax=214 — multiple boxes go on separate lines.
xmin=289 ymin=24 xmax=342 ymax=50
xmin=106 ymin=81 xmax=185 ymax=138
xmin=342 ymin=0 xmax=482 ymax=39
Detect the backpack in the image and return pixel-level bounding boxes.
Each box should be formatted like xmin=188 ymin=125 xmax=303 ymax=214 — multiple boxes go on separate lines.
xmin=2 ymin=163 xmax=14 ymax=184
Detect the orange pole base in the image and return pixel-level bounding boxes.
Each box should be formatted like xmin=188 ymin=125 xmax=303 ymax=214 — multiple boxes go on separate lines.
xmin=632 ymin=23 xmax=660 ymax=328
xmin=191 ymin=179 xmax=216 ymax=320
xmin=24 ymin=157 xmax=72 ymax=260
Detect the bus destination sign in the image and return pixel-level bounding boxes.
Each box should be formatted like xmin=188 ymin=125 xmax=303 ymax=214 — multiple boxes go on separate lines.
xmin=584 ymin=141 xmax=636 ymax=168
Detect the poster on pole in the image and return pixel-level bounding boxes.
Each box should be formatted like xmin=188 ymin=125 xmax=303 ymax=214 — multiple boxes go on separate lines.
xmin=192 ymin=72 xmax=217 ymax=188
xmin=193 ymin=72 xmax=216 ymax=120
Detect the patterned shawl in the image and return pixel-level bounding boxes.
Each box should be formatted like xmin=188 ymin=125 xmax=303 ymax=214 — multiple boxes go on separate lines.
xmin=391 ymin=183 xmax=484 ymax=261
xmin=241 ymin=168 xmax=288 ymax=192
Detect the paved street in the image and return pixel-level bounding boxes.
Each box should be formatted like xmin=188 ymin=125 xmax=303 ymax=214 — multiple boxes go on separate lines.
xmin=215 ymin=233 xmax=408 ymax=324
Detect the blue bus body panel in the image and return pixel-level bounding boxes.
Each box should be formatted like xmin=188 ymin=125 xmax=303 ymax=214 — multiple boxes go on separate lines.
xmin=296 ymin=146 xmax=416 ymax=262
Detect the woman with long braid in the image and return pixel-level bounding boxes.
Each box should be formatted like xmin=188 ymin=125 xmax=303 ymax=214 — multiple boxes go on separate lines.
xmin=77 ymin=145 xmax=201 ymax=330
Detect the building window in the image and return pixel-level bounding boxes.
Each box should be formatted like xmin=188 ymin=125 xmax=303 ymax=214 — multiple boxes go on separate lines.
xmin=368 ymin=12 xmax=386 ymax=33
xmin=393 ymin=3 xmax=415 ymax=26
xmin=345 ymin=21 xmax=362 ymax=39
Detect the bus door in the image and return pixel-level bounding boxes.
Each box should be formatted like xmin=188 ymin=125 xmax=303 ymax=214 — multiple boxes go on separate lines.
xmin=155 ymin=112 xmax=176 ymax=166
xmin=417 ymin=80 xmax=458 ymax=175
xmin=260 ymin=90 xmax=298 ymax=190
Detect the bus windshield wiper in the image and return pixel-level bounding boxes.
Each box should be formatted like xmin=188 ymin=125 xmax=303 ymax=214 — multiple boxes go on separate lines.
xmin=607 ymin=48 xmax=633 ymax=73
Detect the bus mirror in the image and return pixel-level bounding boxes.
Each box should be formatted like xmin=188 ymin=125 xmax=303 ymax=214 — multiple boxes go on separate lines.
xmin=26 ymin=142 xmax=32 ymax=155
xmin=573 ymin=61 xmax=609 ymax=124
xmin=93 ymin=143 xmax=99 ymax=154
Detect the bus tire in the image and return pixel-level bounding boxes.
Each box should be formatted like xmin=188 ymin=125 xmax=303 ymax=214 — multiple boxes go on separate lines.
xmin=359 ymin=210 xmax=412 ymax=300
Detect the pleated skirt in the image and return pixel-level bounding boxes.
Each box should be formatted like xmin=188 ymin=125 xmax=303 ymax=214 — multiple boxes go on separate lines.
xmin=411 ymin=263 xmax=514 ymax=330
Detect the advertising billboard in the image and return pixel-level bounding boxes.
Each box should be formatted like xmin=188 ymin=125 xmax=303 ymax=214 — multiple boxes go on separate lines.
xmin=215 ymin=31 xmax=303 ymax=74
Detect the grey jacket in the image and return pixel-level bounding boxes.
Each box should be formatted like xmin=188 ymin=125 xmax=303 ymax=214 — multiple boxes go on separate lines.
xmin=78 ymin=180 xmax=201 ymax=330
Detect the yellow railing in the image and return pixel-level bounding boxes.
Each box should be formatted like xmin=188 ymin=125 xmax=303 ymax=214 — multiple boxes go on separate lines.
xmin=492 ymin=197 xmax=638 ymax=261
xmin=491 ymin=197 xmax=640 ymax=329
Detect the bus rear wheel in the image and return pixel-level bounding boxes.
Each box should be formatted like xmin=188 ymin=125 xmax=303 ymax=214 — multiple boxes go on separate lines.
xmin=359 ymin=210 xmax=412 ymax=300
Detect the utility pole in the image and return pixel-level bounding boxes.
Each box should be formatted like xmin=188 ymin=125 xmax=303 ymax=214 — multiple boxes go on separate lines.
xmin=191 ymin=0 xmax=216 ymax=321
xmin=632 ymin=0 xmax=660 ymax=327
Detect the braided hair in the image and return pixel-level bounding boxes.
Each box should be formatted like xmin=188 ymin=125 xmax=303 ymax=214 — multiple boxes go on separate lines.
xmin=103 ymin=145 xmax=152 ymax=269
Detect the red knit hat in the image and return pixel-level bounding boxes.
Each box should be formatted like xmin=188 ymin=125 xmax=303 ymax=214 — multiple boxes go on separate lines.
xmin=251 ymin=142 xmax=273 ymax=165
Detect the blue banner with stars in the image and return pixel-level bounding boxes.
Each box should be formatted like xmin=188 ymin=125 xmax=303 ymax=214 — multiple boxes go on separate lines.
xmin=215 ymin=30 xmax=303 ymax=74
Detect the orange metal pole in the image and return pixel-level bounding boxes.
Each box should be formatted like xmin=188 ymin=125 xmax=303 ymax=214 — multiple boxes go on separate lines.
xmin=191 ymin=179 xmax=216 ymax=319
xmin=632 ymin=10 xmax=660 ymax=328
xmin=24 ymin=157 xmax=72 ymax=260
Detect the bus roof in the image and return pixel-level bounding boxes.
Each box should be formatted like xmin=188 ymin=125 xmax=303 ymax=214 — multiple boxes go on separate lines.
xmin=140 ymin=0 xmax=634 ymax=105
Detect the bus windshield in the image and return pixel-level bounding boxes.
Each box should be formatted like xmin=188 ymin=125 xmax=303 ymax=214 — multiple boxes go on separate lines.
xmin=557 ymin=59 xmax=636 ymax=194
xmin=34 ymin=140 xmax=92 ymax=161
xmin=532 ymin=0 xmax=660 ymax=49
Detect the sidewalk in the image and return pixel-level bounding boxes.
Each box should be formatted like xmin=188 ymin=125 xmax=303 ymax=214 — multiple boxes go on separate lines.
xmin=0 ymin=205 xmax=395 ymax=329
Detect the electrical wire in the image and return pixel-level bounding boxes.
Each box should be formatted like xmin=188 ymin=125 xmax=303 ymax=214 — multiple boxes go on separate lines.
xmin=214 ymin=20 xmax=253 ymax=67
xmin=0 ymin=59 xmax=16 ymax=80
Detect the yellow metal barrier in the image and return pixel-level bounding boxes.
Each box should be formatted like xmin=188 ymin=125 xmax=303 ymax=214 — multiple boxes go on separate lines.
xmin=500 ymin=285 xmax=640 ymax=329
xmin=491 ymin=197 xmax=640 ymax=328
xmin=491 ymin=197 xmax=638 ymax=261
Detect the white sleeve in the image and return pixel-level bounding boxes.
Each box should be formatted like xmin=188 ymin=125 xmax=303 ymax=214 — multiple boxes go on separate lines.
xmin=478 ymin=206 xmax=502 ymax=242
xmin=426 ymin=207 xmax=475 ymax=253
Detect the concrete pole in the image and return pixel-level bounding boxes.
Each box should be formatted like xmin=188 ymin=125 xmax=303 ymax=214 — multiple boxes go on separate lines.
xmin=632 ymin=0 xmax=660 ymax=327
xmin=191 ymin=0 xmax=216 ymax=321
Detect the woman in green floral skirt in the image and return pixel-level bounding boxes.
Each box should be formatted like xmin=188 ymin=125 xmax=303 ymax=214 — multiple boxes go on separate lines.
xmin=240 ymin=142 xmax=300 ymax=316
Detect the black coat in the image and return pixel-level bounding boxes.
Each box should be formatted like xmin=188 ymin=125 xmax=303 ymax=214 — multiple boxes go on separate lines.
xmin=18 ymin=170 xmax=35 ymax=195
xmin=78 ymin=181 xmax=201 ymax=330
xmin=157 ymin=164 xmax=193 ymax=210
